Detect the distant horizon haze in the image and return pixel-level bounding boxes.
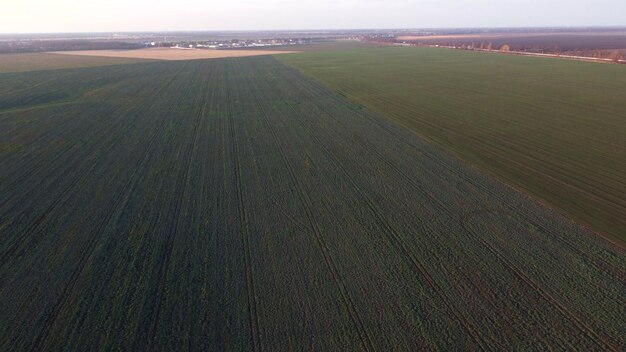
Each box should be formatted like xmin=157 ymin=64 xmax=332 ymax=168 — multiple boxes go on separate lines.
xmin=3 ymin=26 xmax=626 ymax=37
xmin=2 ymin=0 xmax=625 ymax=34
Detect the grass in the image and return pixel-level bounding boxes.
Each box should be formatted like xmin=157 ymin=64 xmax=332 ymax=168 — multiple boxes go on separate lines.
xmin=0 ymin=52 xmax=153 ymax=73
xmin=0 ymin=56 xmax=624 ymax=350
xmin=279 ymin=46 xmax=626 ymax=245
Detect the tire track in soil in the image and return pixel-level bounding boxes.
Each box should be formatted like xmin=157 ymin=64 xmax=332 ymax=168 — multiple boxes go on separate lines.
xmin=0 ymin=72 xmax=181 ymax=271
xmin=360 ymin=124 xmax=621 ymax=349
xmin=458 ymin=174 xmax=625 ymax=296
xmin=441 ymin=146 xmax=622 ymax=278
xmin=0 ymin=160 xmax=95 ymax=270
xmin=240 ymin=65 xmax=375 ymax=351
xmin=459 ymin=210 xmax=619 ymax=352
xmin=300 ymin=122 xmax=493 ymax=351
xmin=230 ymin=110 xmax=263 ymax=352
xmin=0 ymin=107 xmax=123 ymax=270
xmin=357 ymin=132 xmax=613 ymax=350
xmin=430 ymin=145 xmax=626 ymax=276
xmin=225 ymin=63 xmax=263 ymax=352
xmin=29 ymin=118 xmax=164 ymax=352
xmin=5 ymin=69 xmax=182 ymax=349
xmin=272 ymin=70 xmax=494 ymax=350
xmin=144 ymin=72 xmax=207 ymax=351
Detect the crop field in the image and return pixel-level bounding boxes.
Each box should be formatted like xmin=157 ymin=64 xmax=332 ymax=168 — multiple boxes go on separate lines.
xmin=0 ymin=56 xmax=624 ymax=350
xmin=280 ymin=46 xmax=626 ymax=245
xmin=0 ymin=52 xmax=153 ymax=73
xmin=53 ymin=47 xmax=299 ymax=61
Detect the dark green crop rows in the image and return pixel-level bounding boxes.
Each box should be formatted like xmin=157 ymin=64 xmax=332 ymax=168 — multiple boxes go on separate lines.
xmin=0 ymin=57 xmax=624 ymax=351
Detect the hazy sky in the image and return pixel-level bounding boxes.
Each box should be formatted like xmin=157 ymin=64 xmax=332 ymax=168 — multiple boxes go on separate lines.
xmin=2 ymin=0 xmax=625 ymax=33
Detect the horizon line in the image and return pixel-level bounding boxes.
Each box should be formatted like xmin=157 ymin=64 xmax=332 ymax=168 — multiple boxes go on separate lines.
xmin=2 ymin=25 xmax=626 ymax=36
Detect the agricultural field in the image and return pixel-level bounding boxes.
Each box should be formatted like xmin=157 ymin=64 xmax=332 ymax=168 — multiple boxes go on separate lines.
xmin=0 ymin=56 xmax=624 ymax=350
xmin=53 ymin=47 xmax=299 ymax=61
xmin=0 ymin=52 xmax=152 ymax=73
xmin=280 ymin=46 xmax=626 ymax=245
xmin=395 ymin=30 xmax=626 ymax=50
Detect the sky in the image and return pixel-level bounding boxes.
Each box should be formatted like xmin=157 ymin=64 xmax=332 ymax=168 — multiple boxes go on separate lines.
xmin=2 ymin=0 xmax=625 ymax=33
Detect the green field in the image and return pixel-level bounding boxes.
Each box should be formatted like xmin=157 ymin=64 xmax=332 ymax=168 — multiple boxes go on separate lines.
xmin=1 ymin=56 xmax=624 ymax=350
xmin=0 ymin=52 xmax=152 ymax=73
xmin=280 ymin=47 xmax=626 ymax=244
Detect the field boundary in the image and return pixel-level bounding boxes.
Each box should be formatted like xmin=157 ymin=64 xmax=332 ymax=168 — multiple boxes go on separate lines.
xmin=391 ymin=43 xmax=626 ymax=65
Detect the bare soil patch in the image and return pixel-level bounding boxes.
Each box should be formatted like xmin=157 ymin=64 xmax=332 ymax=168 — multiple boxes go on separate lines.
xmin=52 ymin=47 xmax=299 ymax=61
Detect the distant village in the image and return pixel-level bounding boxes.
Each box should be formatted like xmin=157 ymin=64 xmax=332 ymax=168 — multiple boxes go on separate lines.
xmin=147 ymin=38 xmax=313 ymax=50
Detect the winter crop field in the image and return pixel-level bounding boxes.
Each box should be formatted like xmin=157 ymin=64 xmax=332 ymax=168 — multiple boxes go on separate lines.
xmin=280 ymin=46 xmax=626 ymax=245
xmin=0 ymin=52 xmax=153 ymax=73
xmin=1 ymin=54 xmax=624 ymax=351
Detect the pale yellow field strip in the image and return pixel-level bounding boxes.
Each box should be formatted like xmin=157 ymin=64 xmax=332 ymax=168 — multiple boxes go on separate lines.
xmin=51 ymin=47 xmax=300 ymax=61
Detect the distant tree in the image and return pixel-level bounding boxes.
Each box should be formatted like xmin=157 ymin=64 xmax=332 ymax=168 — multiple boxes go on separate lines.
xmin=487 ymin=42 xmax=492 ymax=51
xmin=500 ymin=44 xmax=510 ymax=52
xmin=609 ymin=50 xmax=622 ymax=63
